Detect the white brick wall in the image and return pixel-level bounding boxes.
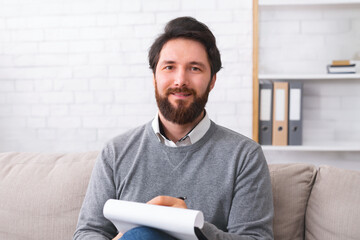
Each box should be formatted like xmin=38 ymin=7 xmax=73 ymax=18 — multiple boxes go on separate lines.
xmin=259 ymin=5 xmax=360 ymax=74
xmin=0 ymin=0 xmax=254 ymax=152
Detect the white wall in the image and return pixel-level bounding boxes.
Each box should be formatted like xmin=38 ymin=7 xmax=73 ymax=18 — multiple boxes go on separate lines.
xmin=0 ymin=0 xmax=253 ymax=152
xmin=1 ymin=0 xmax=359 ymax=171
xmin=259 ymin=4 xmax=360 ymax=74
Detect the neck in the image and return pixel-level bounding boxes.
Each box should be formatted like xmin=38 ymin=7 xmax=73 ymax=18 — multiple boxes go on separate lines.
xmin=158 ymin=110 xmax=205 ymax=143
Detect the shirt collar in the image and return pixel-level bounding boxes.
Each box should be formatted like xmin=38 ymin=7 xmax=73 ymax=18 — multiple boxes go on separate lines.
xmin=151 ymin=111 xmax=211 ymax=147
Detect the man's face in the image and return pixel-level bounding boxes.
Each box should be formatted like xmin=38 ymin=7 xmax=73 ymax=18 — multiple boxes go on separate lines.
xmin=153 ymin=38 xmax=216 ymax=125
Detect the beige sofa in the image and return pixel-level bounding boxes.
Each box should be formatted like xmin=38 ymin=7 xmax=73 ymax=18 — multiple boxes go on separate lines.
xmin=1 ymin=152 xmax=359 ymax=240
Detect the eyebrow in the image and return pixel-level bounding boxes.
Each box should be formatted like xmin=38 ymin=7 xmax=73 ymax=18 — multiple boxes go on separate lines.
xmin=159 ymin=60 xmax=176 ymax=66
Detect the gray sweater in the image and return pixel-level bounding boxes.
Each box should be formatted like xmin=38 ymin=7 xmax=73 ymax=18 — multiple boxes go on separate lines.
xmin=73 ymin=121 xmax=274 ymax=240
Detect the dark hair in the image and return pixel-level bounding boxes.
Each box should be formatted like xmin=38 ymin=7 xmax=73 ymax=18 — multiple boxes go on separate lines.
xmin=148 ymin=16 xmax=222 ymax=78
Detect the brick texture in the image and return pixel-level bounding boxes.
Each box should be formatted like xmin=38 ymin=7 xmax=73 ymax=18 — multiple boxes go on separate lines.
xmin=0 ymin=0 xmax=253 ymax=152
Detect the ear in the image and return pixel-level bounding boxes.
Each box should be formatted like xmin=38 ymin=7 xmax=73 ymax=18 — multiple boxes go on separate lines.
xmin=209 ymin=74 xmax=217 ymax=91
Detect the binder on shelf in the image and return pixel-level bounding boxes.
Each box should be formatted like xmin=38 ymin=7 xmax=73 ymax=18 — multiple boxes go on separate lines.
xmin=272 ymin=81 xmax=289 ymax=146
xmin=258 ymin=80 xmax=273 ymax=145
xmin=288 ymin=81 xmax=303 ymax=145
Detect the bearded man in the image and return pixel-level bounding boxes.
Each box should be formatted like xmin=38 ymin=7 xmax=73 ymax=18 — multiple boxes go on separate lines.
xmin=73 ymin=17 xmax=274 ymax=240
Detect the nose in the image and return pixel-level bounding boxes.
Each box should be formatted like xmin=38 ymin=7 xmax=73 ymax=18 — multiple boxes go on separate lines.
xmin=174 ymin=68 xmax=188 ymax=87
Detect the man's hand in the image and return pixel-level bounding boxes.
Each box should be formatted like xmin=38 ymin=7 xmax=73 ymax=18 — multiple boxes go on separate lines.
xmin=147 ymin=196 xmax=188 ymax=209
xmin=112 ymin=232 xmax=122 ymax=240
xmin=113 ymin=196 xmax=186 ymax=239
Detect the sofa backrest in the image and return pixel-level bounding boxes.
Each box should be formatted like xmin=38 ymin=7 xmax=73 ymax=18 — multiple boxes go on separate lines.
xmin=268 ymin=163 xmax=317 ymax=240
xmin=0 ymin=152 xmax=98 ymax=240
xmin=1 ymin=152 xmax=358 ymax=240
xmin=0 ymin=152 xmax=318 ymax=240
xmin=305 ymin=165 xmax=360 ymax=240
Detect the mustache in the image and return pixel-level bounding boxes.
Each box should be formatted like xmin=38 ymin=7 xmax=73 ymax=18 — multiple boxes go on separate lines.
xmin=165 ymin=87 xmax=196 ymax=96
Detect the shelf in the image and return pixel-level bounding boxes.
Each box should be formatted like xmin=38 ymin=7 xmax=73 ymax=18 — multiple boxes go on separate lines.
xmin=259 ymin=0 xmax=360 ymax=6
xmin=261 ymin=144 xmax=360 ymax=152
xmin=259 ymin=74 xmax=360 ymax=80
xmin=262 ymin=145 xmax=360 ymax=152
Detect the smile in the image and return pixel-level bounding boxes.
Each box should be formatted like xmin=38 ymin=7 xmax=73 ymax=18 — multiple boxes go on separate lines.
xmin=171 ymin=92 xmax=192 ymax=99
xmin=172 ymin=92 xmax=191 ymax=97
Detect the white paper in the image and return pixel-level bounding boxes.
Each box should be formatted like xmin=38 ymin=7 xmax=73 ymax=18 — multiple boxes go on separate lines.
xmin=260 ymin=89 xmax=272 ymax=121
xmin=103 ymin=199 xmax=204 ymax=240
xmin=289 ymin=89 xmax=301 ymax=120
xmin=275 ymin=89 xmax=285 ymax=121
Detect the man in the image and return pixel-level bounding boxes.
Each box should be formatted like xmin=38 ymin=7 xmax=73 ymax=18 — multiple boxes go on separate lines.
xmin=73 ymin=16 xmax=274 ymax=240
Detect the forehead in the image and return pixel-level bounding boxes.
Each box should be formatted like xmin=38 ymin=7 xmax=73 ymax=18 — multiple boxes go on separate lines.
xmin=158 ymin=38 xmax=209 ymax=65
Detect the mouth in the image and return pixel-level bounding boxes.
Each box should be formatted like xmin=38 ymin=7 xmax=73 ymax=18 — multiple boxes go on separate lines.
xmin=167 ymin=87 xmax=195 ymax=100
xmin=171 ymin=92 xmax=192 ymax=98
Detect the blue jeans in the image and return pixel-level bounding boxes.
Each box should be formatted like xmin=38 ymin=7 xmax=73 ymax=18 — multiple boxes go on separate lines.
xmin=120 ymin=226 xmax=177 ymax=240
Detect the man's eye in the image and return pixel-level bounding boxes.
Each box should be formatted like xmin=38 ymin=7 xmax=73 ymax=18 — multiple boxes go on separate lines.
xmin=191 ymin=67 xmax=201 ymax=71
xmin=164 ymin=66 xmax=173 ymax=70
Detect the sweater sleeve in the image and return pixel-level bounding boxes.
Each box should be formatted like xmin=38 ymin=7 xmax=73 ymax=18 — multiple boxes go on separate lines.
xmin=73 ymin=145 xmax=118 ymax=240
xmin=201 ymin=146 xmax=274 ymax=240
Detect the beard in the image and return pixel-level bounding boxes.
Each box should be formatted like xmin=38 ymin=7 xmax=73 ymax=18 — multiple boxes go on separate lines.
xmin=154 ymin=80 xmax=211 ymax=125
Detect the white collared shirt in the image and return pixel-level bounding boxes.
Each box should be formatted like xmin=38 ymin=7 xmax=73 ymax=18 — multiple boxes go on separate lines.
xmin=151 ymin=111 xmax=211 ymax=147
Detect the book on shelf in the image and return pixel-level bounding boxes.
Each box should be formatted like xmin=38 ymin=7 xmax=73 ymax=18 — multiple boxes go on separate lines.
xmin=327 ymin=64 xmax=356 ymax=74
xmin=332 ymin=60 xmax=351 ymax=66
xmin=103 ymin=199 xmax=204 ymax=240
xmin=327 ymin=59 xmax=356 ymax=74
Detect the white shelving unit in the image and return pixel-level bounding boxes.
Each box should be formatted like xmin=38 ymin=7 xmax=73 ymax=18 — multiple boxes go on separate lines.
xmin=259 ymin=74 xmax=360 ymax=81
xmin=259 ymin=0 xmax=360 ymax=6
xmin=262 ymin=144 xmax=360 ymax=152
xmin=253 ymin=0 xmax=360 ymax=153
xmin=258 ymin=73 xmax=360 ymax=152
xmin=259 ymin=74 xmax=360 ymax=152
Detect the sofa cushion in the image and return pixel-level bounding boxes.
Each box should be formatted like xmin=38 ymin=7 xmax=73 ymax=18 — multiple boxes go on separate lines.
xmin=305 ymin=165 xmax=360 ymax=240
xmin=269 ymin=163 xmax=317 ymax=240
xmin=0 ymin=152 xmax=98 ymax=240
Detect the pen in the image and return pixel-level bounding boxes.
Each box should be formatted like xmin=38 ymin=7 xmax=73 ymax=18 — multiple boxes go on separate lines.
xmin=177 ymin=196 xmax=187 ymax=201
